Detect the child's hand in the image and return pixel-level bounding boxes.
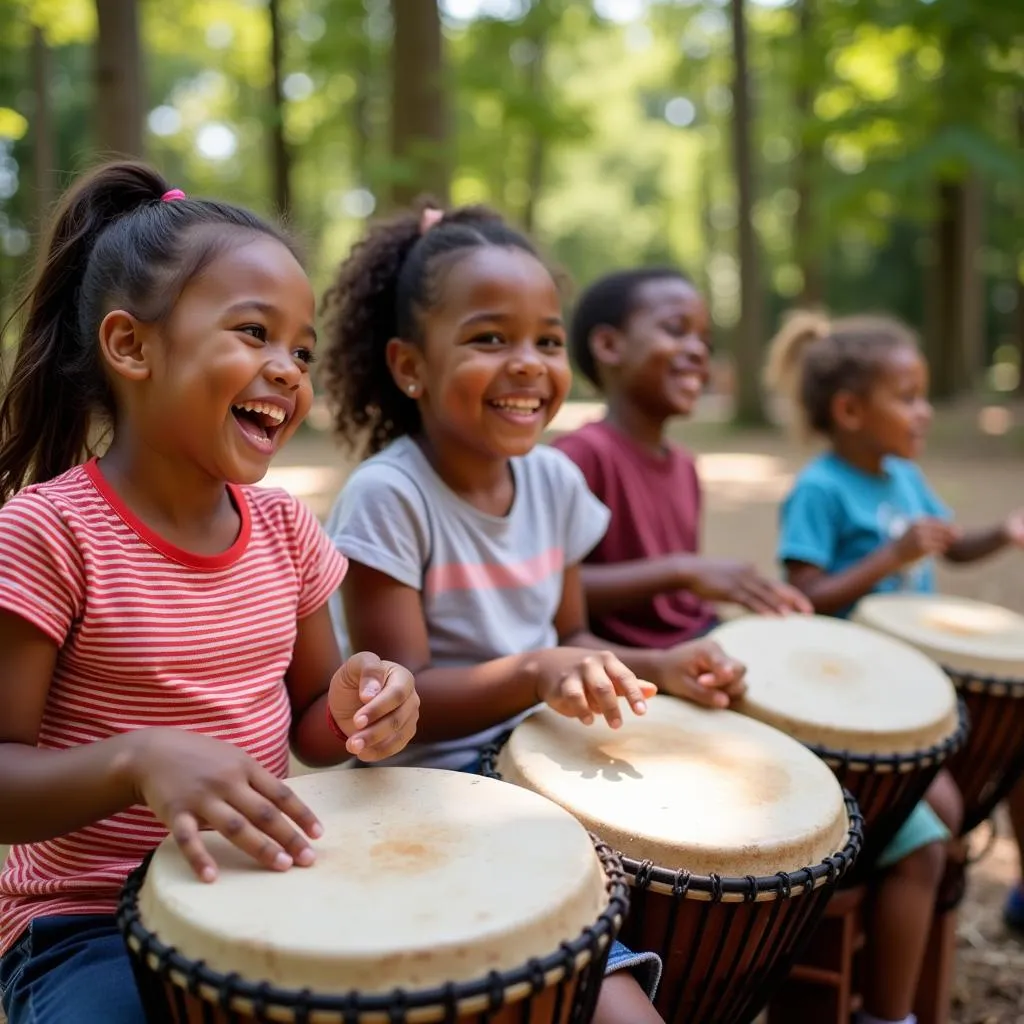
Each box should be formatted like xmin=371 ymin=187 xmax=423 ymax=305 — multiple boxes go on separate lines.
xmin=530 ymin=648 xmax=657 ymax=728
xmin=1003 ymin=508 xmax=1024 ymax=547
xmin=130 ymin=729 xmax=323 ymax=883
xmin=892 ymin=518 xmax=961 ymax=564
xmin=654 ymin=638 xmax=746 ymax=709
xmin=328 ymin=651 xmax=420 ymax=762
xmin=687 ymin=558 xmax=813 ymax=615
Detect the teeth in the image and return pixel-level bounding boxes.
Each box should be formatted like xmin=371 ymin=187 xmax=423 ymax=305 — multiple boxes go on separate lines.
xmin=492 ymin=398 xmax=542 ymax=412
xmin=233 ymin=401 xmax=286 ymax=424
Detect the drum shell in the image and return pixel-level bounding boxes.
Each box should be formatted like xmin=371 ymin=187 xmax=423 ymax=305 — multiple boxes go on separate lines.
xmin=943 ymin=670 xmax=1024 ymax=834
xmin=117 ymin=845 xmax=628 ymax=1024
xmin=805 ymin=698 xmax=968 ymax=875
xmin=480 ymin=742 xmax=864 ymax=1024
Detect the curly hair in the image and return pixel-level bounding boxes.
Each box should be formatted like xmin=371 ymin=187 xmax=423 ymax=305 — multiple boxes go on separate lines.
xmin=763 ymin=309 xmax=919 ymax=438
xmin=320 ymin=199 xmax=544 ymax=455
xmin=570 ymin=267 xmax=692 ymax=389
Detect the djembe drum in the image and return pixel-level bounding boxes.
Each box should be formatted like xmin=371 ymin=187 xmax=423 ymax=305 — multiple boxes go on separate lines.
xmin=481 ymin=695 xmax=862 ymax=1024
xmin=710 ymin=615 xmax=967 ymax=870
xmin=117 ymin=768 xmax=629 ymax=1023
xmin=854 ymin=593 xmax=1024 ymax=835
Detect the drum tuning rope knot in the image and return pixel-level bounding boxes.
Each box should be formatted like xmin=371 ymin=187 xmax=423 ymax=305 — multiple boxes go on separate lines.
xmin=292 ymin=988 xmax=313 ymax=1024
xmin=742 ymin=875 xmax=759 ymax=903
xmin=486 ymin=970 xmax=506 ymax=1012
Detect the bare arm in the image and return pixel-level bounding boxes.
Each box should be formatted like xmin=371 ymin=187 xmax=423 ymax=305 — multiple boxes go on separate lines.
xmin=0 ymin=611 xmax=140 ymax=845
xmin=341 ymin=561 xmax=540 ymax=744
xmin=285 ymin=602 xmax=359 ymax=768
xmin=554 ymin=564 xmax=663 ymax=679
xmin=785 ymin=551 xmax=904 ymax=616
xmin=579 ymin=556 xmax=688 ymax=616
xmin=944 ymin=525 xmax=1010 ymax=564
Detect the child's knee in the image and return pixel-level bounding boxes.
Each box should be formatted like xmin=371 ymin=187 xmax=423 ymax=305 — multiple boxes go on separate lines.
xmin=925 ymin=769 xmax=963 ymax=837
xmin=895 ymin=838 xmax=947 ymax=889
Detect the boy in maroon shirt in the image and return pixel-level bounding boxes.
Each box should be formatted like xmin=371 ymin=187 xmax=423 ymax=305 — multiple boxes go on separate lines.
xmin=552 ymin=267 xmax=810 ymax=648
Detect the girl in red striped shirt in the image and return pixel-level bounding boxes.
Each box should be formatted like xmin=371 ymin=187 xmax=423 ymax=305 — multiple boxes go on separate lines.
xmin=0 ymin=162 xmax=419 ymax=1024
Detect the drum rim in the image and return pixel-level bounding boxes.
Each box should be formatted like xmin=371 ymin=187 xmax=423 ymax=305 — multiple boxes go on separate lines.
xmin=800 ymin=695 xmax=970 ymax=772
xmin=116 ymin=838 xmax=630 ymax=1018
xmin=943 ymin=666 xmax=1024 ymax=694
xmin=479 ymin=741 xmax=864 ymax=903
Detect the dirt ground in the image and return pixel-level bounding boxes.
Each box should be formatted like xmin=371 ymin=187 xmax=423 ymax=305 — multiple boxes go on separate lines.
xmin=2 ymin=399 xmax=1024 ymax=1022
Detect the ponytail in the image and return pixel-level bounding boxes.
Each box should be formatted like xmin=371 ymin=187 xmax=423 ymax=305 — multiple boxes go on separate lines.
xmin=763 ymin=309 xmax=830 ymax=436
xmin=764 ymin=308 xmax=918 ymax=438
xmin=0 ymin=161 xmax=294 ymax=501
xmin=321 ymin=198 xmax=541 ymax=455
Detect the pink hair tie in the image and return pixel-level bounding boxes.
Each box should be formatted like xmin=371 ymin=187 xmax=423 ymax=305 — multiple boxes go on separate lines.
xmin=161 ymin=188 xmax=186 ymax=202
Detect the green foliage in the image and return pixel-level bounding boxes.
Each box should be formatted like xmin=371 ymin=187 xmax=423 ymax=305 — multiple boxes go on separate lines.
xmin=0 ymin=0 xmax=1021 ymax=366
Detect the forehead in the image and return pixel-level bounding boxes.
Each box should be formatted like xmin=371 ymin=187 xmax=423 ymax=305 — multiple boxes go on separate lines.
xmin=630 ymin=277 xmax=704 ymax=321
xmin=879 ymin=345 xmax=926 ymax=380
xmin=179 ymin=232 xmax=313 ymax=315
xmin=432 ymin=246 xmax=559 ymax=319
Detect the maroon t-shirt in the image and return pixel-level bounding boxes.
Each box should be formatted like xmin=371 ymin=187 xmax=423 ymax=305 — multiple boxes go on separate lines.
xmin=552 ymin=419 xmax=717 ymax=649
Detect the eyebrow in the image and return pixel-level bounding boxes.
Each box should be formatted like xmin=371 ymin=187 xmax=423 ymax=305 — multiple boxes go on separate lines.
xmin=226 ymin=301 xmax=318 ymax=344
xmin=460 ymin=311 xmax=564 ymax=329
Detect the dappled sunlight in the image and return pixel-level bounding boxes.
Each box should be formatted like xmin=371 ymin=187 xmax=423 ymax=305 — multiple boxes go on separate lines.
xmin=978 ymin=405 xmax=1014 ymax=436
xmin=696 ymin=452 xmax=793 ymax=506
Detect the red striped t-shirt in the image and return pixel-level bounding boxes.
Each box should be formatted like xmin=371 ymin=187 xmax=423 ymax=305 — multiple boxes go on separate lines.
xmin=0 ymin=459 xmax=348 ymax=955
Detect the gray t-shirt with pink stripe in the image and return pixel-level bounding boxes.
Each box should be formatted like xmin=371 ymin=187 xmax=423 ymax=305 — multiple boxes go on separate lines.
xmin=325 ymin=436 xmax=611 ymax=770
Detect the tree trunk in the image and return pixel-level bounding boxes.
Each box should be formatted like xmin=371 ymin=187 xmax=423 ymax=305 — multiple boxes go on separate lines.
xmin=957 ymin=173 xmax=984 ymax=386
xmin=729 ymin=0 xmax=766 ymax=424
xmin=31 ymin=26 xmax=55 ymax=226
xmin=926 ymin=177 xmax=983 ymax=400
xmin=267 ymin=0 xmax=292 ymax=219
xmin=793 ymin=0 xmax=822 ymax=306
xmin=1016 ymin=101 xmax=1024 ymax=395
xmin=926 ymin=180 xmax=963 ymax=401
xmin=521 ymin=35 xmax=548 ymax=233
xmin=389 ymin=0 xmax=449 ymax=207
xmin=94 ymin=0 xmax=145 ymax=158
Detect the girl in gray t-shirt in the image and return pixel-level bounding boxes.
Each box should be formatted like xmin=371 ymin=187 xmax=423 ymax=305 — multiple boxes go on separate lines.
xmin=319 ymin=201 xmax=748 ymax=1024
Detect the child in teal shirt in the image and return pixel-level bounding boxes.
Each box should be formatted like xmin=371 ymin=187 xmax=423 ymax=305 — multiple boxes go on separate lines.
xmin=766 ymin=310 xmax=1024 ymax=1024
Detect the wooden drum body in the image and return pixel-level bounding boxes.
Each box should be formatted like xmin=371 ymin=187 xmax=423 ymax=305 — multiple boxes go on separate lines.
xmin=117 ymin=769 xmax=629 ymax=1024
xmin=481 ymin=696 xmax=862 ymax=1024
xmin=711 ymin=616 xmax=967 ymax=871
xmin=855 ymin=594 xmax=1024 ymax=835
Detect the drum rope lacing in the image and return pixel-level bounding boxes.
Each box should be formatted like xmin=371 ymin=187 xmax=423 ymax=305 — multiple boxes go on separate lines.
xmin=116 ymin=842 xmax=631 ymax=1022
xmin=807 ymin=696 xmax=970 ymax=775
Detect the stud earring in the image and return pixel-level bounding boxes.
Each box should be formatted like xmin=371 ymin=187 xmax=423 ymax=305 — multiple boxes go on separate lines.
xmin=407 ymin=384 xmax=418 ymax=396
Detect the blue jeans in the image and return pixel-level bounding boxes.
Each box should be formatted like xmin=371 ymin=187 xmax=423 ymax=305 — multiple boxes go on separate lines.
xmin=0 ymin=915 xmax=145 ymax=1024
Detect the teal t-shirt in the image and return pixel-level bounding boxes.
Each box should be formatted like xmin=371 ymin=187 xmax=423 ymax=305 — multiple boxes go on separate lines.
xmin=777 ymin=452 xmax=951 ymax=618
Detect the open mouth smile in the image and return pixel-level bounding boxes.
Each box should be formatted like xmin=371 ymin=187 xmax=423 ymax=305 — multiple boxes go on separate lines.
xmin=231 ymin=399 xmax=291 ymax=454
xmin=487 ymin=396 xmax=546 ymax=418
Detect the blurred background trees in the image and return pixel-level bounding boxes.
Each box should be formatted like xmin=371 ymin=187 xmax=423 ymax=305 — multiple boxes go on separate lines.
xmin=1 ymin=0 xmax=1022 ymax=422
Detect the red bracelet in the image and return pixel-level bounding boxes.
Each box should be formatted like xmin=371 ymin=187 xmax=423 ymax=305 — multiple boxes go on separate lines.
xmin=325 ymin=702 xmax=349 ymax=741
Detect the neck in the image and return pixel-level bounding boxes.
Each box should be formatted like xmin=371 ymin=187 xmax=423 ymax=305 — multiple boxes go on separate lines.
xmin=831 ymin=435 xmax=886 ymax=475
xmin=99 ymin=434 xmax=233 ymax=531
xmin=604 ymin=393 xmax=668 ymax=454
xmin=415 ymin=429 xmax=512 ymax=509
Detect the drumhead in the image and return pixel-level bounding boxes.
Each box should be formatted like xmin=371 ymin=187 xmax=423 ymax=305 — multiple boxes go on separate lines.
xmin=496 ymin=695 xmax=849 ymax=877
xmin=137 ymin=768 xmax=609 ymax=994
xmin=853 ymin=593 xmax=1024 ymax=680
xmin=711 ymin=615 xmax=959 ymax=755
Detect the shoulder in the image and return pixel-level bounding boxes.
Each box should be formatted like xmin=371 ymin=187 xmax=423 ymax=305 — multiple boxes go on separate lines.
xmin=346 ymin=439 xmax=434 ymax=500
xmin=551 ymin=421 xmax=609 ymax=459
xmin=790 ymin=454 xmax=846 ymax=493
xmin=782 ymin=456 xmax=847 ymax=516
xmin=885 ymin=457 xmax=929 ymax=487
xmin=244 ymin=485 xmax=319 ymax=537
xmin=0 ymin=467 xmax=92 ymax=550
xmin=522 ymin=443 xmax=592 ymax=491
